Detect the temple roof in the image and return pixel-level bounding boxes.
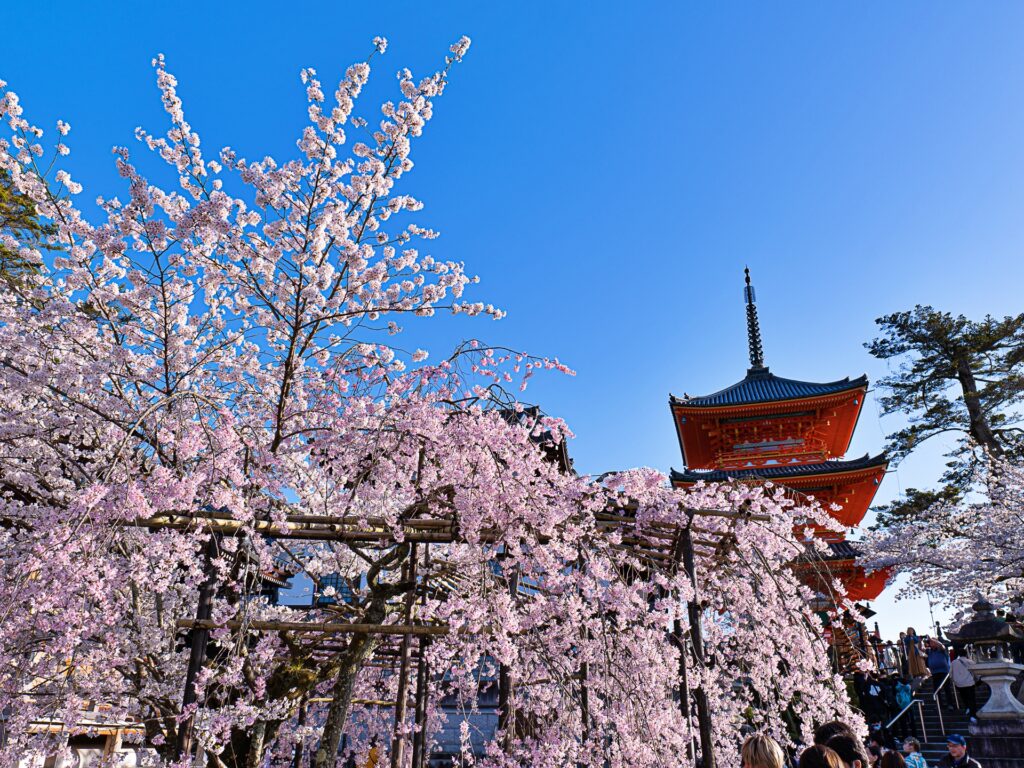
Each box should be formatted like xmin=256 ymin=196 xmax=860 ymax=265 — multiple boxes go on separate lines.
xmin=500 ymin=405 xmax=574 ymax=474
xmin=795 ymin=539 xmax=862 ymax=563
xmin=824 ymin=540 xmax=861 ymax=560
xmin=669 ymin=453 xmax=888 ymax=484
xmin=669 ymin=367 xmax=868 ymax=409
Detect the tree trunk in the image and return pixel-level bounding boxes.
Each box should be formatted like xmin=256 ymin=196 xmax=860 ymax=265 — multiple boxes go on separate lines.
xmin=245 ymin=722 xmax=266 ymax=768
xmin=314 ymin=630 xmax=381 ymax=768
xmin=956 ymin=359 xmax=1004 ymax=456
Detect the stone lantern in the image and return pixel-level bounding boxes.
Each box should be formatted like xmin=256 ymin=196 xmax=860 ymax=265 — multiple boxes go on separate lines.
xmin=948 ymin=598 xmax=1024 ymax=767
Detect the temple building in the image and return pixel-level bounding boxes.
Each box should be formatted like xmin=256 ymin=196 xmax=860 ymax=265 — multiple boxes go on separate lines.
xmin=668 ymin=269 xmax=889 ymax=609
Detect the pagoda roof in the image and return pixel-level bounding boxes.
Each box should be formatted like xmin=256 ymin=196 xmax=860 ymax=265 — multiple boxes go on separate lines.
xmin=795 ymin=539 xmax=862 ymax=563
xmin=670 ymin=367 xmax=868 ymax=409
xmin=669 ymin=453 xmax=888 ymax=484
xmin=823 ymin=539 xmax=861 ymax=560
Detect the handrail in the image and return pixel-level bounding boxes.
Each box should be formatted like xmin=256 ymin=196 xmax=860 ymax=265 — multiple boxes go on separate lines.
xmin=932 ymin=672 xmax=959 ymax=734
xmin=885 ymin=699 xmax=927 ymax=743
xmin=884 ymin=700 xmax=915 ymax=730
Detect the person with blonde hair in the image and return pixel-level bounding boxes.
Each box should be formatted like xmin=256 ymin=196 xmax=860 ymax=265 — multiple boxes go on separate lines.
xmin=741 ymin=733 xmax=786 ymax=768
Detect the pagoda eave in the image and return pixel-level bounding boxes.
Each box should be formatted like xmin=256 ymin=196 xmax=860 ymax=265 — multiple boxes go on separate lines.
xmin=671 ymin=454 xmax=887 ymax=528
xmin=669 ymin=453 xmax=887 ymax=483
xmin=791 ymin=540 xmax=891 ymax=602
xmin=794 ymin=559 xmax=890 ymax=603
xmin=669 ymin=369 xmax=868 ymax=410
xmin=671 ymin=385 xmax=869 ymax=470
xmin=669 ymin=388 xmax=866 ymax=417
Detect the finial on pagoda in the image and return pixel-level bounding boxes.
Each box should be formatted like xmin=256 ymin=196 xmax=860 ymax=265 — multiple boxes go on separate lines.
xmin=744 ymin=267 xmax=767 ymax=373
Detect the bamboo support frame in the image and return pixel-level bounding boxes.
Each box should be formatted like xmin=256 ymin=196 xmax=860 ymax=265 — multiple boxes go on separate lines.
xmin=150 ymin=498 xmax=760 ymax=766
xmin=176 ymin=619 xmax=453 ymax=636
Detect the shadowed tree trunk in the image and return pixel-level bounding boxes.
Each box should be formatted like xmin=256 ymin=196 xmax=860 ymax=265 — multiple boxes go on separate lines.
xmin=314 ymin=606 xmax=385 ymax=768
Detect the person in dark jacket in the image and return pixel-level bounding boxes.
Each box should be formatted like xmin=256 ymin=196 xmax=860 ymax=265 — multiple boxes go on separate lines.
xmin=925 ymin=638 xmax=954 ymax=710
xmin=936 ymin=734 xmax=981 ymax=768
xmin=861 ymin=672 xmax=887 ymax=727
xmin=879 ymin=674 xmax=902 ymax=743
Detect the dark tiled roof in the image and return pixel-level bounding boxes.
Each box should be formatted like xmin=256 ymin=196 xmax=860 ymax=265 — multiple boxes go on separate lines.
xmin=670 ymin=453 xmax=888 ymax=484
xmin=669 ymin=367 xmax=868 ymax=408
xmin=796 ymin=540 xmax=863 ymax=564
xmin=825 ymin=540 xmax=861 ymax=559
xmin=499 ymin=405 xmax=574 ymax=474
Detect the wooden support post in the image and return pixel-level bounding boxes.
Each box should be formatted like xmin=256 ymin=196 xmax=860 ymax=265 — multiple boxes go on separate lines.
xmin=390 ymin=544 xmax=418 ymax=768
xmin=411 ymin=544 xmax=431 ymax=768
xmin=410 ymin=637 xmax=430 ymax=768
xmin=102 ymin=730 xmax=123 ymax=760
xmin=498 ymin=567 xmax=520 ymax=751
xmin=292 ymin=695 xmax=308 ymax=768
xmin=673 ymin=617 xmax=695 ymax=762
xmin=681 ymin=518 xmax=716 ymax=768
xmin=175 ymin=535 xmax=219 ymax=760
xmin=580 ymin=657 xmax=590 ymax=747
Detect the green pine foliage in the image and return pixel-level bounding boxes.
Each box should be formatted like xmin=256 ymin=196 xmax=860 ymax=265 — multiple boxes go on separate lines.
xmin=0 ymin=171 xmax=52 ymax=286
xmin=866 ymin=305 xmax=1024 ymax=527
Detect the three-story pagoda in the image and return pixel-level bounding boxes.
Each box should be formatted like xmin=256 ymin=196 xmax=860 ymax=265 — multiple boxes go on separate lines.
xmin=669 ymin=269 xmax=889 ymax=603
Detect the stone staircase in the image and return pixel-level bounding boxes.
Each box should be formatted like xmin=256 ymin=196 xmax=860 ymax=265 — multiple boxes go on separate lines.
xmin=912 ymin=687 xmax=974 ymax=764
xmin=893 ymin=681 xmax=1024 ymax=767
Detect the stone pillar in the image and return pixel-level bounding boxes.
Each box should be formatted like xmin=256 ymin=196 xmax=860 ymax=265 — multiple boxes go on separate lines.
xmin=948 ymin=598 xmax=1024 ymax=767
xmin=968 ymin=720 xmax=1024 ymax=768
xmin=974 ymin=660 xmax=1024 ymax=719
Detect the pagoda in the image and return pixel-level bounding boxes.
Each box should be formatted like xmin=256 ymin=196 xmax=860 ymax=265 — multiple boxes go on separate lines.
xmin=669 ymin=269 xmax=889 ymax=604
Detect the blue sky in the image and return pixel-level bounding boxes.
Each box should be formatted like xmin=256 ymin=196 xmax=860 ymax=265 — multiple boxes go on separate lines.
xmin=8 ymin=2 xmax=1024 ymax=636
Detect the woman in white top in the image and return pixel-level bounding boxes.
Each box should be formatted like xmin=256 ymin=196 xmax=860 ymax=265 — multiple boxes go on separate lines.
xmin=950 ymin=653 xmax=977 ymax=720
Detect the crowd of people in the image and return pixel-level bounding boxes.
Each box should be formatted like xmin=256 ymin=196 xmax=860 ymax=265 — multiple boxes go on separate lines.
xmin=735 ymin=623 xmax=1006 ymax=767
xmin=898 ymin=628 xmax=978 ymax=718
xmin=853 ymin=626 xmax=980 ymax=749
xmin=739 ymin=723 xmax=980 ymax=768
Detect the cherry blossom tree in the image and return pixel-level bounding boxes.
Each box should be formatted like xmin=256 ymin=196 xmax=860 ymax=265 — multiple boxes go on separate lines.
xmin=864 ymin=456 xmax=1024 ymax=619
xmin=0 ymin=38 xmax=860 ymax=768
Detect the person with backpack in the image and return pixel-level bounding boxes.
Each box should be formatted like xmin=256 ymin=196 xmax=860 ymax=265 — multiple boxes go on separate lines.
xmin=892 ymin=676 xmax=915 ymax=740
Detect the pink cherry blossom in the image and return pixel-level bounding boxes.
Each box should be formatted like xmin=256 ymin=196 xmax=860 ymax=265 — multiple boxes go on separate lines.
xmin=0 ymin=39 xmax=859 ymax=768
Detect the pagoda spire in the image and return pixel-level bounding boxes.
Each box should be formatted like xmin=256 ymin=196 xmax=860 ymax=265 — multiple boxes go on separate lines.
xmin=744 ymin=267 xmax=766 ymax=372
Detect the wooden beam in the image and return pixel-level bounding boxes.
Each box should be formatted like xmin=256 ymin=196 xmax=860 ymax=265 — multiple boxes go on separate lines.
xmin=176 ymin=619 xmax=451 ymax=636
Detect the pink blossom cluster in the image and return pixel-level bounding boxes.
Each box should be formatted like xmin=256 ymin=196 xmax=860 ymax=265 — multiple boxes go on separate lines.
xmin=864 ymin=456 xmax=1024 ymax=619
xmin=0 ymin=39 xmax=859 ymax=768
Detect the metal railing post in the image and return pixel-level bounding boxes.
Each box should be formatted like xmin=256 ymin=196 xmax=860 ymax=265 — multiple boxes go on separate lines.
xmin=932 ymin=674 xmax=953 ymax=735
xmin=886 ymin=698 xmax=932 ymax=743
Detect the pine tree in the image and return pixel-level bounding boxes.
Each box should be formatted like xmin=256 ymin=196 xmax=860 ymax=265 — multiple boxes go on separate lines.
xmin=0 ymin=170 xmax=52 ymax=286
xmin=867 ymin=305 xmax=1024 ymax=527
